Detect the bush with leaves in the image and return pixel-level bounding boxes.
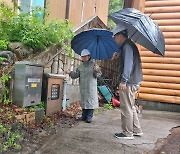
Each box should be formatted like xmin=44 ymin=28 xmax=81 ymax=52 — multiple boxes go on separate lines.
xmin=0 ymin=74 xmax=11 ymax=105
xmin=0 ymin=2 xmax=15 ymax=50
xmin=0 ymin=2 xmax=74 ymax=56
xmin=108 ymin=0 xmax=124 ymax=29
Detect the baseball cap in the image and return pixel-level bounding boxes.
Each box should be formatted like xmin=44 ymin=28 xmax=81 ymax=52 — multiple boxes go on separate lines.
xmin=81 ymin=49 xmax=91 ymax=56
xmin=112 ymin=24 xmax=127 ymax=36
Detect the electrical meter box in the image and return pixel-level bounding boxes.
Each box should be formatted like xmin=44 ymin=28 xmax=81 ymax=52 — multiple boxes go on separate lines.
xmin=41 ymin=73 xmax=66 ymax=115
xmin=13 ymin=61 xmax=43 ymax=107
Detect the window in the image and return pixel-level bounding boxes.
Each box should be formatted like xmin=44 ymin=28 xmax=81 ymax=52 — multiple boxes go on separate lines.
xmin=18 ymin=0 xmax=45 ymax=18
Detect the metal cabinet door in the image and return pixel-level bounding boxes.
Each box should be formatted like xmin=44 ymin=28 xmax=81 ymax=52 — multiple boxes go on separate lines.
xmin=24 ymin=65 xmax=43 ymax=106
xmin=46 ymin=78 xmax=63 ymax=115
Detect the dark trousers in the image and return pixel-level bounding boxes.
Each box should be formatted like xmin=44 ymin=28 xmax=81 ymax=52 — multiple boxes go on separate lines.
xmin=82 ymin=109 xmax=94 ymax=120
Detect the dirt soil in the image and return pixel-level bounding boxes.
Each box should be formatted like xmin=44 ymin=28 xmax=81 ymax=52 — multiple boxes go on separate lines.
xmin=18 ymin=116 xmax=79 ymax=154
xmin=152 ymin=126 xmax=180 ymax=154
xmin=0 ymin=102 xmax=81 ymax=154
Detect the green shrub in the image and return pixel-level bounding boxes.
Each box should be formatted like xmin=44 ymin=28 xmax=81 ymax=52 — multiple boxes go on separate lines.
xmin=0 ymin=40 xmax=9 ymax=50
xmin=0 ymin=2 xmax=74 ymax=54
xmin=0 ymin=123 xmax=23 ymax=152
xmin=104 ymin=103 xmax=113 ymax=110
xmin=0 ymin=74 xmax=12 ymax=105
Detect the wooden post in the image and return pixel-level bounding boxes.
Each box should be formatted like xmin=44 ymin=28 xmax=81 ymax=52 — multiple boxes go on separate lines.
xmin=132 ymin=0 xmax=145 ymax=12
xmin=124 ymin=0 xmax=133 ymax=8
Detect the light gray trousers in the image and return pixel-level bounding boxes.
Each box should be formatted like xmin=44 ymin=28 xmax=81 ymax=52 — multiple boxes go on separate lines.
xmin=119 ymin=85 xmax=142 ymax=137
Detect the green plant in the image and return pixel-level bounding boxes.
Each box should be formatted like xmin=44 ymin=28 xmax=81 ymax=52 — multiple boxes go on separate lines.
xmin=0 ymin=2 xmax=16 ymax=41
xmin=0 ymin=74 xmax=12 ymax=105
xmin=43 ymin=117 xmax=54 ymax=126
xmin=0 ymin=123 xmax=7 ymax=134
xmin=108 ymin=0 xmax=124 ymax=29
xmin=0 ymin=57 xmax=7 ymax=64
xmin=0 ymin=40 xmax=9 ymax=50
xmin=25 ymin=101 xmax=45 ymax=112
xmin=13 ymin=143 xmax=21 ymax=150
xmin=0 ymin=123 xmax=23 ymax=152
xmin=2 ymin=133 xmax=22 ymax=152
xmin=104 ymin=103 xmax=113 ymax=110
xmin=7 ymin=133 xmax=22 ymax=146
xmin=0 ymin=108 xmax=3 ymax=113
xmin=39 ymin=101 xmax=45 ymax=109
xmin=0 ymin=2 xmax=74 ymax=55
xmin=0 ymin=74 xmax=11 ymax=83
xmin=2 ymin=86 xmax=11 ymax=105
xmin=6 ymin=113 xmax=13 ymax=120
xmin=49 ymin=120 xmax=54 ymax=126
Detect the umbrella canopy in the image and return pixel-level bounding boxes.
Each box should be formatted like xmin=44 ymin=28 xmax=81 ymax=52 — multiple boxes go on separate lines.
xmin=109 ymin=8 xmax=165 ymax=56
xmin=71 ymin=28 xmax=119 ymax=60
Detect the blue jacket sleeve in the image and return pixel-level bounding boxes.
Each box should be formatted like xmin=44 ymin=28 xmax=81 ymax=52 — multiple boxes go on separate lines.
xmin=121 ymin=44 xmax=133 ymax=84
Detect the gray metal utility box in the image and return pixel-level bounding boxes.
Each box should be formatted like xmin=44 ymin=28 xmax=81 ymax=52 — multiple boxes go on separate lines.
xmin=41 ymin=73 xmax=66 ymax=115
xmin=13 ymin=61 xmax=43 ymax=107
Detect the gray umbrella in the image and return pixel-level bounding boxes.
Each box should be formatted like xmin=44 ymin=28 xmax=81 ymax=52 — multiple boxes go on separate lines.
xmin=109 ymin=8 xmax=165 ymax=56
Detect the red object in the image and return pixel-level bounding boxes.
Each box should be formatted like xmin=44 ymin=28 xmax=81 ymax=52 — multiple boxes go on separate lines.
xmin=112 ymin=97 xmax=120 ymax=107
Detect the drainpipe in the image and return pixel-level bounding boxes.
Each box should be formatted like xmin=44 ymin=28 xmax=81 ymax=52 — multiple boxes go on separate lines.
xmin=81 ymin=0 xmax=85 ymax=22
xmin=65 ymin=0 xmax=70 ymax=19
xmin=62 ymin=80 xmax=68 ymax=111
xmin=94 ymin=0 xmax=97 ymax=16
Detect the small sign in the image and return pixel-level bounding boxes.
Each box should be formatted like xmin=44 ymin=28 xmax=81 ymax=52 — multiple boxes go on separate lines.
xmin=28 ymin=78 xmax=41 ymax=82
xmin=31 ymin=83 xmax=37 ymax=87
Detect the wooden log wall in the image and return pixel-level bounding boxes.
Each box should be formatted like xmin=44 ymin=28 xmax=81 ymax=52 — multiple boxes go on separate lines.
xmin=138 ymin=0 xmax=180 ymax=104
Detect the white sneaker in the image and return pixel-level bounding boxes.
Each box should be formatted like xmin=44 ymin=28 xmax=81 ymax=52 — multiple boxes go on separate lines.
xmin=133 ymin=132 xmax=143 ymax=136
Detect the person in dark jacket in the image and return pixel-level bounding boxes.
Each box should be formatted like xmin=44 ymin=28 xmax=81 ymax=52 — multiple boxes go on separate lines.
xmin=112 ymin=24 xmax=143 ymax=139
xmin=64 ymin=49 xmax=101 ymax=123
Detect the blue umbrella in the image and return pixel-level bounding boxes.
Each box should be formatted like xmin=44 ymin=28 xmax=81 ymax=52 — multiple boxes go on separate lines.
xmin=71 ymin=28 xmax=119 ymax=60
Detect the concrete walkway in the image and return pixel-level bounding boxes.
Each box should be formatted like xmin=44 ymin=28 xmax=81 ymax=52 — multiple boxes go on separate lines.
xmin=35 ymin=109 xmax=180 ymax=154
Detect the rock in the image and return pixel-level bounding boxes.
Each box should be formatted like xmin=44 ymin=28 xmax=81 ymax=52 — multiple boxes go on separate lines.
xmin=0 ymin=50 xmax=14 ymax=64
xmin=8 ymin=42 xmax=33 ymax=60
xmin=38 ymin=130 xmax=47 ymax=137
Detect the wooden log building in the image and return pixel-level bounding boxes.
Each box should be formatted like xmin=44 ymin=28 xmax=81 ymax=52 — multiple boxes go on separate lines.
xmin=127 ymin=0 xmax=180 ymax=106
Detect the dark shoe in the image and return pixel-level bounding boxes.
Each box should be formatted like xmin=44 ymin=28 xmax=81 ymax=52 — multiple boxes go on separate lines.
xmin=114 ymin=133 xmax=134 ymax=140
xmin=86 ymin=119 xmax=92 ymax=123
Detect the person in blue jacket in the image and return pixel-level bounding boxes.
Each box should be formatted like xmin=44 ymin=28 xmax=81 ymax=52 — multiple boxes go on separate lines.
xmin=112 ymin=24 xmax=143 ymax=139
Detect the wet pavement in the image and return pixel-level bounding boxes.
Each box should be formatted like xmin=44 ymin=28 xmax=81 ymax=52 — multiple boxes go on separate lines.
xmin=34 ymin=109 xmax=180 ymax=154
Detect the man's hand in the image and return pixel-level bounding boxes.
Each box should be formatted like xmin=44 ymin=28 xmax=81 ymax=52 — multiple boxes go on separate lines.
xmin=119 ymin=83 xmax=126 ymax=90
xmin=111 ymin=52 xmax=119 ymax=60
xmin=64 ymin=70 xmax=70 ymax=74
xmin=93 ymin=64 xmax=101 ymax=72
